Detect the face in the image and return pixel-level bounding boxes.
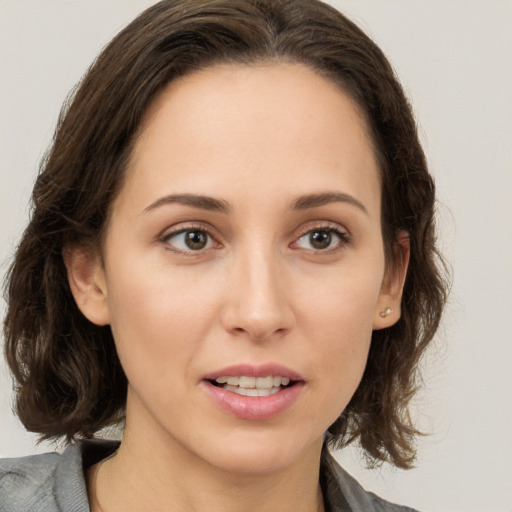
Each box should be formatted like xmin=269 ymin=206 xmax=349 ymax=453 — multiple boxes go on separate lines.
xmin=69 ymin=63 xmax=406 ymax=475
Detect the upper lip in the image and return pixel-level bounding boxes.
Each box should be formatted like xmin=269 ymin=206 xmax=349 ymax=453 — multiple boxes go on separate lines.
xmin=202 ymin=363 xmax=305 ymax=382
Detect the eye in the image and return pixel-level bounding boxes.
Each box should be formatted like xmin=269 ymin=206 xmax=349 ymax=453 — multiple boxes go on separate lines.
xmin=162 ymin=228 xmax=215 ymax=253
xmin=294 ymin=227 xmax=349 ymax=252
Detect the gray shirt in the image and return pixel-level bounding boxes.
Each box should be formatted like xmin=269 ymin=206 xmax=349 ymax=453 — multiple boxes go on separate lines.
xmin=0 ymin=440 xmax=418 ymax=511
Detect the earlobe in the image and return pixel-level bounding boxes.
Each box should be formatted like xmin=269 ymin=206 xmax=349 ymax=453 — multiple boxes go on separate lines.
xmin=63 ymin=246 xmax=110 ymax=326
xmin=373 ymin=231 xmax=410 ymax=330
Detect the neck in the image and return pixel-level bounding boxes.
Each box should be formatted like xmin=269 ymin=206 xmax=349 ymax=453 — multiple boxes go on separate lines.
xmin=90 ymin=413 xmax=325 ymax=512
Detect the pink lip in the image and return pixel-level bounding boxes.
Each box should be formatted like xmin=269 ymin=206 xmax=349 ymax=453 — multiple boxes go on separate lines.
xmin=201 ymin=363 xmax=305 ymax=421
xmin=202 ymin=363 xmax=305 ymax=381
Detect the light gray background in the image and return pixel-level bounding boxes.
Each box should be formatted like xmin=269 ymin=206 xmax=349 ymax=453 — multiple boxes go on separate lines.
xmin=1 ymin=1 xmax=511 ymax=511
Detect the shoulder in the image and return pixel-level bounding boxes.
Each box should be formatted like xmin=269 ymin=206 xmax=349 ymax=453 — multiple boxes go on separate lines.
xmin=0 ymin=451 xmax=61 ymax=512
xmin=0 ymin=439 xmax=118 ymax=512
xmin=321 ymin=447 xmax=420 ymax=512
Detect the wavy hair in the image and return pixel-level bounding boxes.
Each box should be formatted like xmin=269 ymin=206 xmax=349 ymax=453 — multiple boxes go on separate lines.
xmin=3 ymin=0 xmax=448 ymax=469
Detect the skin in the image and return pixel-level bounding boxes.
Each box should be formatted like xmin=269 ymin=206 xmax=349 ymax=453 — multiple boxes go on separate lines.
xmin=67 ymin=62 xmax=408 ymax=512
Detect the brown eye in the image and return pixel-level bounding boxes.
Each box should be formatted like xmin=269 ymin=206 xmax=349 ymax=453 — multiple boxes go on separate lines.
xmin=309 ymin=230 xmax=332 ymax=249
xmin=184 ymin=230 xmax=208 ymax=250
xmin=164 ymin=228 xmax=214 ymax=253
xmin=295 ymin=227 xmax=348 ymax=252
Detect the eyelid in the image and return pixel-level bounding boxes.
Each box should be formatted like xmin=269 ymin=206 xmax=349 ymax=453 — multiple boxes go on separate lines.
xmin=159 ymin=222 xmax=221 ymax=255
xmin=291 ymin=221 xmax=351 ymax=253
xmin=297 ymin=220 xmax=352 ymax=239
xmin=294 ymin=220 xmax=350 ymax=238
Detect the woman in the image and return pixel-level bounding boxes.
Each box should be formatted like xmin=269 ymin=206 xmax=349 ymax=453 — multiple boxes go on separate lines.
xmin=1 ymin=1 xmax=447 ymax=511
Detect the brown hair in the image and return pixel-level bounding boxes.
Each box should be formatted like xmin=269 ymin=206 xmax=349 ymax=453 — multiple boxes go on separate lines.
xmin=3 ymin=0 xmax=448 ymax=469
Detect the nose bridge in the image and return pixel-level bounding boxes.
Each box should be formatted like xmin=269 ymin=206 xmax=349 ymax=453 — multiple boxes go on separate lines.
xmin=223 ymin=238 xmax=293 ymax=340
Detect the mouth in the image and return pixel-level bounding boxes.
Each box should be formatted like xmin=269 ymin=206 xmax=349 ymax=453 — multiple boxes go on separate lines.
xmin=202 ymin=364 xmax=305 ymax=420
xmin=208 ymin=375 xmax=295 ymax=397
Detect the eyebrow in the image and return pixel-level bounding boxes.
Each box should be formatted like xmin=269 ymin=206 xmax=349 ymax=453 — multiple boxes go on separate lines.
xmin=143 ymin=191 xmax=367 ymax=215
xmin=291 ymin=192 xmax=368 ymax=215
xmin=144 ymin=193 xmax=231 ymax=214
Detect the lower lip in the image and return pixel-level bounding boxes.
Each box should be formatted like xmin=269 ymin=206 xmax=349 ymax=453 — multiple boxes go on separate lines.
xmin=202 ymin=381 xmax=305 ymax=421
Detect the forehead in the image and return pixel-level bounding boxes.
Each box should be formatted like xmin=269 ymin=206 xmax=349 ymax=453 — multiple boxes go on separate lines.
xmin=120 ymin=62 xmax=380 ymax=217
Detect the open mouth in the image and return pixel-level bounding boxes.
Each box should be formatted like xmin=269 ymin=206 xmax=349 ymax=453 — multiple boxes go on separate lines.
xmin=203 ymin=370 xmax=305 ymax=419
xmin=208 ymin=375 xmax=296 ymax=397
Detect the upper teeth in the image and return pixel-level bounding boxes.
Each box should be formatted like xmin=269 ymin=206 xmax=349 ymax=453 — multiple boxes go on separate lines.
xmin=214 ymin=376 xmax=291 ymax=389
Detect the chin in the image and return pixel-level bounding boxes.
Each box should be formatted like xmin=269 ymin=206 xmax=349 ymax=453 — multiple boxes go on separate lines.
xmin=194 ymin=428 xmax=323 ymax=476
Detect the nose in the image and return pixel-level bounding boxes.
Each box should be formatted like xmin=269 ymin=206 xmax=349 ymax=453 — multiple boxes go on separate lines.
xmin=221 ymin=246 xmax=295 ymax=342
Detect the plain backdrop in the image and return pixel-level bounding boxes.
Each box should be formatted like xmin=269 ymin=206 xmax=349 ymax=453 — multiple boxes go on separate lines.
xmin=1 ymin=1 xmax=511 ymax=511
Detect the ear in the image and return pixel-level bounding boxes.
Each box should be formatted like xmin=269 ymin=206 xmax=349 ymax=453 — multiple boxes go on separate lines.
xmin=63 ymin=245 xmax=110 ymax=326
xmin=373 ymin=231 xmax=410 ymax=330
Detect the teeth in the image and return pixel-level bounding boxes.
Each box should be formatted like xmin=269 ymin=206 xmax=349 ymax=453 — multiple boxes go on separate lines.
xmin=214 ymin=375 xmax=292 ymax=389
xmin=223 ymin=385 xmax=282 ymax=397
xmin=256 ymin=376 xmax=273 ymax=389
xmin=239 ymin=376 xmax=256 ymax=388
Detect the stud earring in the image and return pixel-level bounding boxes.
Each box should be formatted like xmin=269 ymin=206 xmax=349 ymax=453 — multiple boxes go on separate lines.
xmin=379 ymin=307 xmax=392 ymax=318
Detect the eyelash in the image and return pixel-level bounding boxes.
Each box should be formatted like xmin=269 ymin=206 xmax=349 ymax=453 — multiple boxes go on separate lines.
xmin=292 ymin=223 xmax=351 ymax=254
xmin=159 ymin=222 xmax=219 ymax=255
xmin=159 ymin=222 xmax=351 ymax=256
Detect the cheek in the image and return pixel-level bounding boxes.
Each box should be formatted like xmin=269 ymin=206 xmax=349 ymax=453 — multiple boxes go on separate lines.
xmin=104 ymin=261 xmax=221 ymax=384
xmin=298 ymin=258 xmax=383 ymax=339
xmin=296 ymin=262 xmax=383 ymax=407
xmin=312 ymin=293 xmax=374 ymax=389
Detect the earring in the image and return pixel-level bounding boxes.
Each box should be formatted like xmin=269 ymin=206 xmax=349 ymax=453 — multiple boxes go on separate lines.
xmin=379 ymin=307 xmax=392 ymax=318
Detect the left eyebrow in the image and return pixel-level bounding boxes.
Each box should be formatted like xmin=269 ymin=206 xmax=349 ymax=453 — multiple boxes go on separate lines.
xmin=143 ymin=193 xmax=231 ymax=214
xmin=291 ymin=192 xmax=368 ymax=215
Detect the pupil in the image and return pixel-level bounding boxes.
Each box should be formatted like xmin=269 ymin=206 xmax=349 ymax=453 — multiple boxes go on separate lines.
xmin=185 ymin=231 xmax=207 ymax=250
xmin=310 ymin=230 xmax=331 ymax=249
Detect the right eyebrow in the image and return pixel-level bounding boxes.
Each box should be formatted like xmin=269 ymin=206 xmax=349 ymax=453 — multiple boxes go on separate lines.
xmin=143 ymin=193 xmax=231 ymax=214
